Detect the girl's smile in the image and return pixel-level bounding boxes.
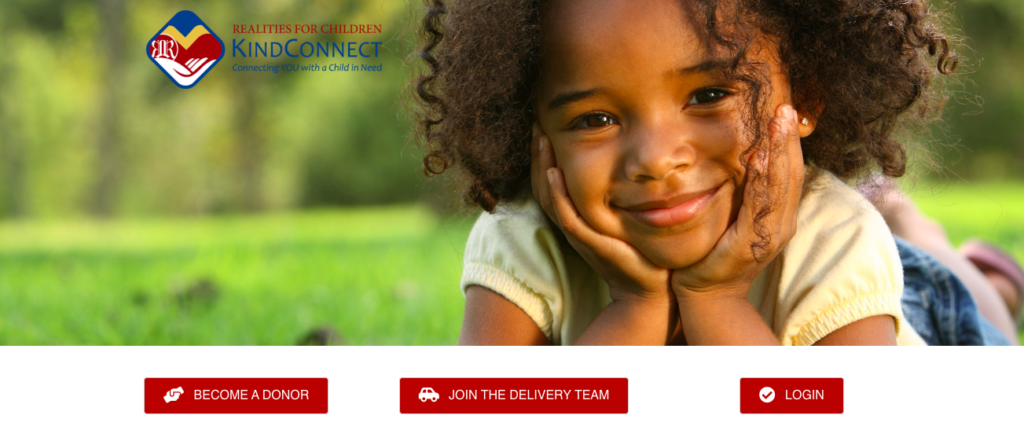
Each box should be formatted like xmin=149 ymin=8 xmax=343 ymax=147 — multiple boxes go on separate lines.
xmin=613 ymin=180 xmax=727 ymax=229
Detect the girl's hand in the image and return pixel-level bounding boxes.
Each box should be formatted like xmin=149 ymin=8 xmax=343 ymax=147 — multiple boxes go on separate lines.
xmin=531 ymin=124 xmax=672 ymax=304
xmin=670 ymin=104 xmax=806 ymax=300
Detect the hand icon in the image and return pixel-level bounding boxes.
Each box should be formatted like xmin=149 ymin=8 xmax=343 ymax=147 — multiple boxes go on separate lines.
xmin=164 ymin=387 xmax=184 ymax=403
xmin=153 ymin=57 xmax=218 ymax=87
xmin=163 ymin=57 xmax=214 ymax=77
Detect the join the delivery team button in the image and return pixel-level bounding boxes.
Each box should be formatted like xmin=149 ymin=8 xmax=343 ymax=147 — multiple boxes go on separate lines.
xmin=740 ymin=378 xmax=843 ymax=414
xmin=144 ymin=378 xmax=327 ymax=414
xmin=400 ymin=378 xmax=628 ymax=414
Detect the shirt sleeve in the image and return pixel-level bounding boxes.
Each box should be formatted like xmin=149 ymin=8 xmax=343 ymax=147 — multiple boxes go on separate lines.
xmin=459 ymin=198 xmax=569 ymax=344
xmin=772 ymin=172 xmax=907 ymax=346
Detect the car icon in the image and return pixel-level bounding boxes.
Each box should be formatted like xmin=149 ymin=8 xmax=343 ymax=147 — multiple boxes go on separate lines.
xmin=419 ymin=387 xmax=440 ymax=402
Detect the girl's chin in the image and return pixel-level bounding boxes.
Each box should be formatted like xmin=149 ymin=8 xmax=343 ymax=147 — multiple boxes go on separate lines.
xmin=636 ymin=244 xmax=714 ymax=270
xmin=626 ymin=214 xmax=732 ymax=270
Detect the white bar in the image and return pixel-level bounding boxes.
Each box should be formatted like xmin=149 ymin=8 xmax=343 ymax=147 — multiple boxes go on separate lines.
xmin=0 ymin=347 xmax=1018 ymax=424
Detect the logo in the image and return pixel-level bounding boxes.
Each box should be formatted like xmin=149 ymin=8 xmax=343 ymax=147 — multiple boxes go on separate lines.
xmin=164 ymin=387 xmax=184 ymax=403
xmin=147 ymin=11 xmax=224 ymax=88
xmin=759 ymin=386 xmax=775 ymax=403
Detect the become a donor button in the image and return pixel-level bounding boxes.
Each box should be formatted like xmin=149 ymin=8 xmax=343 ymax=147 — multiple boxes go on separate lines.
xmin=400 ymin=378 xmax=627 ymax=414
xmin=145 ymin=378 xmax=327 ymax=414
xmin=740 ymin=378 xmax=843 ymax=414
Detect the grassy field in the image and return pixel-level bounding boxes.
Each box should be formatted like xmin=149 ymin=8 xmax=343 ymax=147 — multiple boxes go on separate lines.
xmin=0 ymin=181 xmax=1021 ymax=345
xmin=0 ymin=206 xmax=475 ymax=345
xmin=907 ymin=181 xmax=1024 ymax=256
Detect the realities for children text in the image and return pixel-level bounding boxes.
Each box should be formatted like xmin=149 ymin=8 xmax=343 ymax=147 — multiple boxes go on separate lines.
xmin=231 ymin=23 xmax=383 ymax=60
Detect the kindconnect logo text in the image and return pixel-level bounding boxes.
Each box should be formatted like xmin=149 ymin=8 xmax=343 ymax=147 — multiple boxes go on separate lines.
xmin=147 ymin=11 xmax=225 ymax=89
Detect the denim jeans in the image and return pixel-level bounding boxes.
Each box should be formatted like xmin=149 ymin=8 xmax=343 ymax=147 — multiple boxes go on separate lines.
xmin=897 ymin=237 xmax=1010 ymax=346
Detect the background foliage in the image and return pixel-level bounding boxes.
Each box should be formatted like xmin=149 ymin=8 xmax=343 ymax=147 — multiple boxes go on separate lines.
xmin=0 ymin=0 xmax=431 ymax=218
xmin=0 ymin=0 xmax=1021 ymax=218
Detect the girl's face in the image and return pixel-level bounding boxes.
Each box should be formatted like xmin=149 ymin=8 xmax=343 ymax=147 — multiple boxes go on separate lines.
xmin=536 ymin=0 xmax=798 ymax=269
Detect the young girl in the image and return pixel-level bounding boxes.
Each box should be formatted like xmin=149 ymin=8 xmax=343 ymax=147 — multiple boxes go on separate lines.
xmin=413 ymin=0 xmax=1002 ymax=345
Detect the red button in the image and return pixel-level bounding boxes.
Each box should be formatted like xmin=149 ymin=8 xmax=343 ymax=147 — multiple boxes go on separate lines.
xmin=740 ymin=378 xmax=842 ymax=414
xmin=145 ymin=378 xmax=328 ymax=414
xmin=400 ymin=378 xmax=628 ymax=414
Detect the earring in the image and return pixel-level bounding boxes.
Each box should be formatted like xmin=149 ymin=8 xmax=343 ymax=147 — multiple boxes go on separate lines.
xmin=800 ymin=117 xmax=809 ymax=126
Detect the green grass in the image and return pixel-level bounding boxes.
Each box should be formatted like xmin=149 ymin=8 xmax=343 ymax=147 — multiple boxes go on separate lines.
xmin=907 ymin=181 xmax=1024 ymax=261
xmin=0 ymin=181 xmax=1021 ymax=345
xmin=0 ymin=206 xmax=476 ymax=345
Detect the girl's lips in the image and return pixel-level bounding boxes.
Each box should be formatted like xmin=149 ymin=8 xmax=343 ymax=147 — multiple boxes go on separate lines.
xmin=618 ymin=183 xmax=723 ymax=228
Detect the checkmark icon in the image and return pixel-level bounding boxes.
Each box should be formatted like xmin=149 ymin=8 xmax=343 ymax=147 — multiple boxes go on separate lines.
xmin=759 ymin=386 xmax=775 ymax=403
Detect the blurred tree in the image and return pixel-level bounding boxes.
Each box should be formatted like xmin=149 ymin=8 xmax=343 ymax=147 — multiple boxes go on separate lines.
xmin=938 ymin=0 xmax=1024 ymax=179
xmin=91 ymin=0 xmax=126 ymax=216
xmin=228 ymin=2 xmax=272 ymax=212
xmin=0 ymin=4 xmax=27 ymax=217
xmin=1 ymin=0 xmax=88 ymax=217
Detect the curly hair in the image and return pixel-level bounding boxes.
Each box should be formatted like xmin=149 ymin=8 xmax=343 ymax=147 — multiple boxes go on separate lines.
xmin=413 ymin=0 xmax=957 ymax=231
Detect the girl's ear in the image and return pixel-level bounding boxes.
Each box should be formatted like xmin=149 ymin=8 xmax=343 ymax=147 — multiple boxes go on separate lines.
xmin=796 ymin=102 xmax=823 ymax=138
xmin=796 ymin=113 xmax=816 ymax=138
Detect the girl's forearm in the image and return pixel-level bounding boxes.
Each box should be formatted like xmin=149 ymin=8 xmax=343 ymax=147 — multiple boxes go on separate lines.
xmin=675 ymin=289 xmax=780 ymax=346
xmin=574 ymin=295 xmax=677 ymax=345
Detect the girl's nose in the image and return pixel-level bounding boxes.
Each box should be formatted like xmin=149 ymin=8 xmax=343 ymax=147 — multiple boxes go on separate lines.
xmin=623 ymin=124 xmax=695 ymax=182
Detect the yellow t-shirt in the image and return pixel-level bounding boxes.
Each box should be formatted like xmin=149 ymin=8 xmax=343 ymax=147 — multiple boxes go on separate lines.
xmin=460 ymin=169 xmax=925 ymax=346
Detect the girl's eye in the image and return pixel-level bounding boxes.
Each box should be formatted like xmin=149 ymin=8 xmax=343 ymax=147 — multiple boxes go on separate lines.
xmin=687 ymin=88 xmax=731 ymax=105
xmin=571 ymin=113 xmax=618 ymax=129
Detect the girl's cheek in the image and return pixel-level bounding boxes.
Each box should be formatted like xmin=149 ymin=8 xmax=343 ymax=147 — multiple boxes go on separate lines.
xmin=561 ymin=154 xmax=607 ymax=203
xmin=557 ymin=145 xmax=622 ymax=231
xmin=691 ymin=122 xmax=747 ymax=171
